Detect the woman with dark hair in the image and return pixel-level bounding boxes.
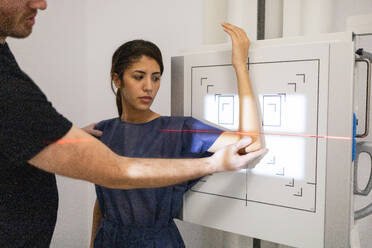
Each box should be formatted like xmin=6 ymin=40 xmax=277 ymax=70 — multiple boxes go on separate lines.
xmin=90 ymin=23 xmax=263 ymax=248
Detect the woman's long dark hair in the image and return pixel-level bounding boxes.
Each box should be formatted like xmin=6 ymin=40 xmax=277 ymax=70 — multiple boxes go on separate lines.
xmin=110 ymin=40 xmax=164 ymax=117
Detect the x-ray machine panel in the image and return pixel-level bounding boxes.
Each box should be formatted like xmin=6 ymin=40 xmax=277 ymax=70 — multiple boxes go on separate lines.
xmin=171 ymin=32 xmax=355 ymax=248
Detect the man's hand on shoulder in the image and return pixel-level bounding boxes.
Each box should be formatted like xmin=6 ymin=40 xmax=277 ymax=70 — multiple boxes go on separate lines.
xmin=82 ymin=123 xmax=102 ymax=137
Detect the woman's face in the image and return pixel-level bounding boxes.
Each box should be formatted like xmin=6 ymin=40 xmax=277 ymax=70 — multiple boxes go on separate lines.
xmin=115 ymin=55 xmax=161 ymax=112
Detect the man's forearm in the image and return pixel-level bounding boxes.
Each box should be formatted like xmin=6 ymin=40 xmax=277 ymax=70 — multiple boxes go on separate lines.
xmin=29 ymin=125 xmax=215 ymax=189
xmin=116 ymin=156 xmax=214 ymax=189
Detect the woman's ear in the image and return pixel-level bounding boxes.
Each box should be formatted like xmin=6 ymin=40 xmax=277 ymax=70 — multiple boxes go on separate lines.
xmin=112 ymin=73 xmax=122 ymax=89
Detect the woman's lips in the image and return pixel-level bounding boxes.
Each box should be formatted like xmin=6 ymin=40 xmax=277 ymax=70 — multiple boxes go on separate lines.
xmin=139 ymin=96 xmax=153 ymax=103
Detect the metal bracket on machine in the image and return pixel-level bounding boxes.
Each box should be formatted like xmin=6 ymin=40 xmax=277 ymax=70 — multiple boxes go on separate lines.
xmin=354 ymin=49 xmax=372 ymax=220
xmin=355 ymin=49 xmax=371 ymax=138
xmin=354 ymin=142 xmax=372 ymax=220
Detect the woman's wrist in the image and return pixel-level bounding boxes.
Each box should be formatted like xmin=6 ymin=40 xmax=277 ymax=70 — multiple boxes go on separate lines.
xmin=233 ymin=63 xmax=248 ymax=71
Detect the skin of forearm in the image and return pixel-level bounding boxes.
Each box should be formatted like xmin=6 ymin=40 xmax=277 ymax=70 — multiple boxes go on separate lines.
xmin=235 ymin=65 xmax=263 ymax=149
xmin=207 ymin=64 xmax=263 ymax=153
xmin=119 ymin=157 xmax=214 ymax=189
xmin=29 ymin=128 xmax=125 ymax=187
xmin=29 ymin=126 xmax=216 ymax=189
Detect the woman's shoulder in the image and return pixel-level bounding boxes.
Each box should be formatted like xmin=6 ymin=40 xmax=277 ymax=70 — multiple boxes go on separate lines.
xmin=159 ymin=116 xmax=194 ymax=123
xmin=95 ymin=117 xmax=120 ymax=131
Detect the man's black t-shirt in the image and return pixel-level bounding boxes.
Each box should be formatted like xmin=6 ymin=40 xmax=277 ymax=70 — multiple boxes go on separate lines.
xmin=0 ymin=43 xmax=72 ymax=247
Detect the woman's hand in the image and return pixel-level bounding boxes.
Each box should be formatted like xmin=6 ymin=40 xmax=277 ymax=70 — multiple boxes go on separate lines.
xmin=82 ymin=123 xmax=102 ymax=137
xmin=221 ymin=22 xmax=250 ymax=69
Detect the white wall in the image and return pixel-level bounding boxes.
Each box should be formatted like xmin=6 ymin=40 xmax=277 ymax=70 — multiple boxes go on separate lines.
xmin=8 ymin=0 xmax=372 ymax=247
xmin=333 ymin=0 xmax=372 ymax=32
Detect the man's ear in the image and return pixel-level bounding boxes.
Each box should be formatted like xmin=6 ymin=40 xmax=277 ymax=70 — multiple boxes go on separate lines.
xmin=112 ymin=73 xmax=122 ymax=89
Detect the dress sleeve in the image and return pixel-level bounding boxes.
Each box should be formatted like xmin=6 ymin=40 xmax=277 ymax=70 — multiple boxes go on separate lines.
xmin=0 ymin=76 xmax=72 ymax=165
xmin=182 ymin=117 xmax=222 ymax=154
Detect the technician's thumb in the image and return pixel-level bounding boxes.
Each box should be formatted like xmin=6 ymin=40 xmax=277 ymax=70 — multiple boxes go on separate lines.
xmin=245 ymin=149 xmax=269 ymax=167
xmin=234 ymin=138 xmax=252 ymax=151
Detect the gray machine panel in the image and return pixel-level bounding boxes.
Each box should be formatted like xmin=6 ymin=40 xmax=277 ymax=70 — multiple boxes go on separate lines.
xmin=171 ymin=35 xmax=354 ymax=247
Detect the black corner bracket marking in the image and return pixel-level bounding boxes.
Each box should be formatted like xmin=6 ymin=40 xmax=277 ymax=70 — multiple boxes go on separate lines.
xmin=276 ymin=167 xmax=285 ymax=176
xmin=207 ymin=84 xmax=214 ymax=93
xmin=267 ymin=156 xmax=276 ymax=165
xmin=200 ymin=77 xmax=208 ymax=86
xmin=278 ymin=93 xmax=286 ymax=102
xmin=285 ymin=178 xmax=294 ymax=187
xmin=222 ymin=103 xmax=230 ymax=111
xmin=296 ymin=73 xmax=306 ymax=83
xmin=268 ymin=103 xmax=277 ymax=112
xmin=294 ymin=188 xmax=303 ymax=197
xmin=288 ymin=82 xmax=297 ymax=92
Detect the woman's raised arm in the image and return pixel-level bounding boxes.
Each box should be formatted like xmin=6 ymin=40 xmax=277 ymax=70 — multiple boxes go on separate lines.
xmin=208 ymin=22 xmax=264 ymax=154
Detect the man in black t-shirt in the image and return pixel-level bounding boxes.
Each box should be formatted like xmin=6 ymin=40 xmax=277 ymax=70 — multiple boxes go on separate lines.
xmin=0 ymin=1 xmax=266 ymax=247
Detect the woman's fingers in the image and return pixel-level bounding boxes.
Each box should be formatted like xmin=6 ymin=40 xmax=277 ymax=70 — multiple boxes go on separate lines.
xmin=221 ymin=22 xmax=250 ymax=67
xmin=222 ymin=24 xmax=240 ymax=40
xmin=221 ymin=23 xmax=238 ymax=40
xmin=222 ymin=22 xmax=247 ymax=41
xmin=222 ymin=22 xmax=250 ymax=48
xmin=222 ymin=26 xmax=234 ymax=36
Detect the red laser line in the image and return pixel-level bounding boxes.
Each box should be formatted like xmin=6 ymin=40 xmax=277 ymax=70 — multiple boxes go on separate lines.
xmin=159 ymin=129 xmax=353 ymax=141
xmin=52 ymin=129 xmax=355 ymax=144
xmin=55 ymin=139 xmax=91 ymax=144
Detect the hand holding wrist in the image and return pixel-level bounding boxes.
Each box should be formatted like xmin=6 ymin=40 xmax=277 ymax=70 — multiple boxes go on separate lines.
xmin=210 ymin=138 xmax=268 ymax=172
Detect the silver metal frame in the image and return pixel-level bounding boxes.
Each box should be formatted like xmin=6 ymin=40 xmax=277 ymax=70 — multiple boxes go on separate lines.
xmin=355 ymin=57 xmax=371 ymax=138
xmin=324 ymin=41 xmax=354 ymax=248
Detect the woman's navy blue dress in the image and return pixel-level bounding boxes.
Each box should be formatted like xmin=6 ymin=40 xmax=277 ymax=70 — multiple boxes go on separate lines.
xmin=93 ymin=116 xmax=221 ymax=248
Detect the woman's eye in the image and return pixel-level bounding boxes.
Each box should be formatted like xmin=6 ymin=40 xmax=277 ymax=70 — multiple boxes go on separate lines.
xmin=134 ymin=75 xmax=143 ymax=80
xmin=153 ymin=77 xmax=160 ymax=82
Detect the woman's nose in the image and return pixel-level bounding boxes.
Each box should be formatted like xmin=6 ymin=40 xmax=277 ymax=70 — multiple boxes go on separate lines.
xmin=143 ymin=78 xmax=153 ymax=92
